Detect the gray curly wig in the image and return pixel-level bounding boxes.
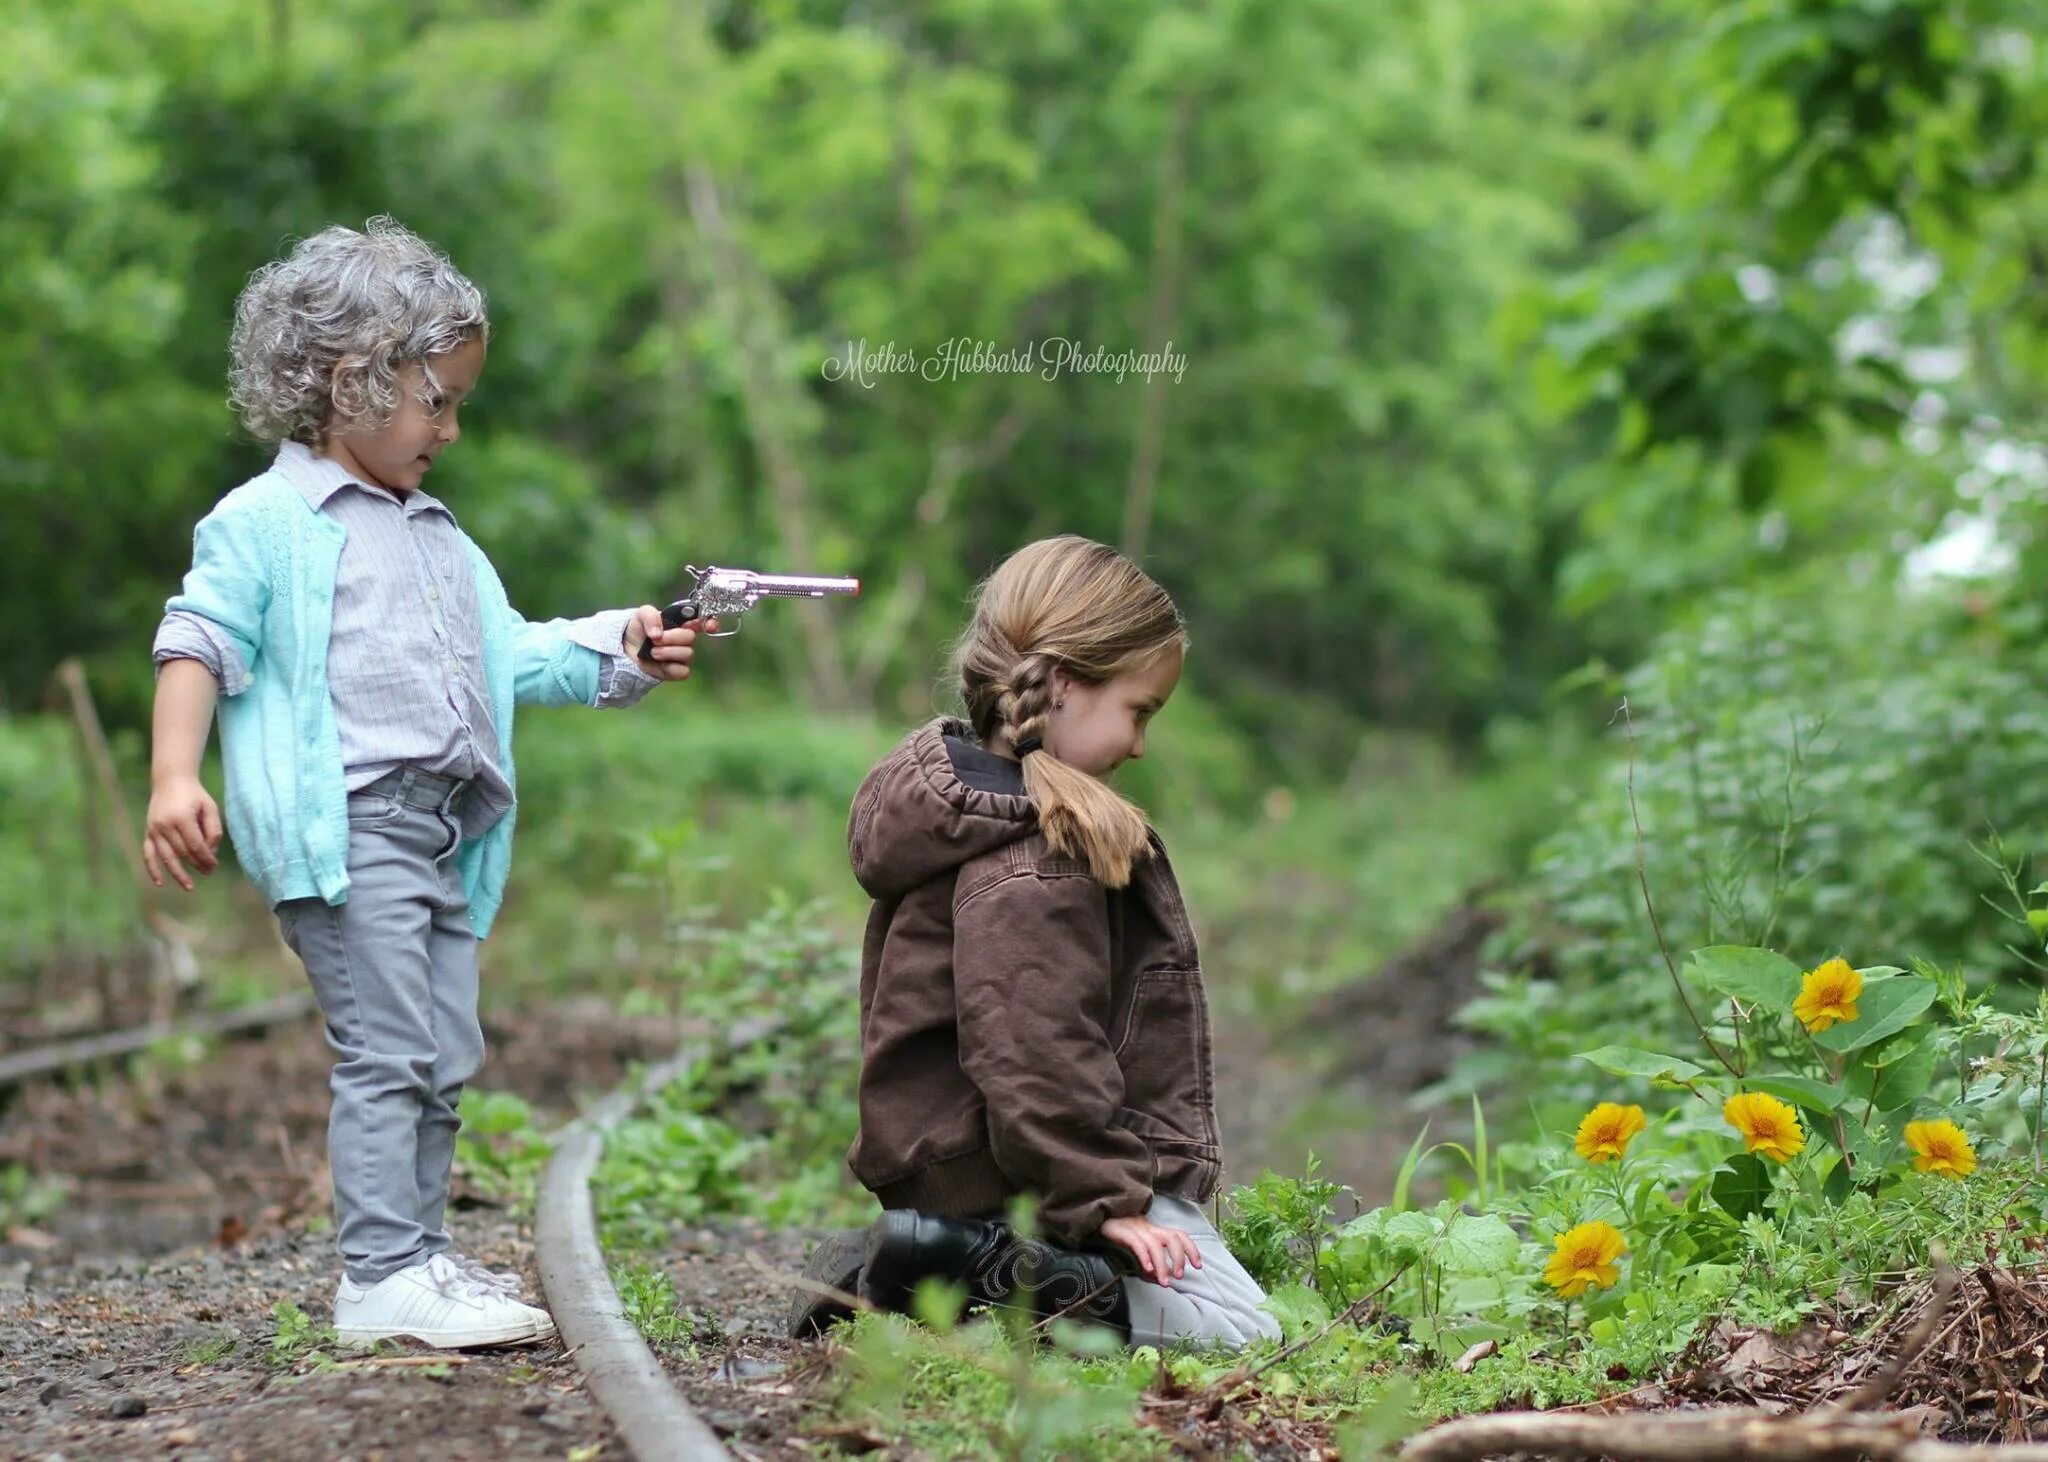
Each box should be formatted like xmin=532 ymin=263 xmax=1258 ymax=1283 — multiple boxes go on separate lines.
xmin=228 ymin=216 xmax=490 ymax=445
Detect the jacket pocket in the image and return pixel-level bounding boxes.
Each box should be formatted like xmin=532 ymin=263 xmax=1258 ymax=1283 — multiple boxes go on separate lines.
xmin=1111 ymin=967 xmax=1217 ymax=1147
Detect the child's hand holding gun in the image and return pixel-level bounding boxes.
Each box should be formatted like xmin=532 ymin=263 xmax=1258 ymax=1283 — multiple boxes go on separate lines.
xmin=626 ymin=565 xmax=860 ymax=681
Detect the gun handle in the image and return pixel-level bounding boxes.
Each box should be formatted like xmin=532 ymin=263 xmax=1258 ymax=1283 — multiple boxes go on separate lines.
xmin=637 ymin=598 xmax=700 ymax=664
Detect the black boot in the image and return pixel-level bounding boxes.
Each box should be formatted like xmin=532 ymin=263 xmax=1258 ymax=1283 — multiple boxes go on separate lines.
xmin=787 ymin=1227 xmax=870 ymax=1338
xmin=859 ymin=1210 xmax=1131 ymax=1341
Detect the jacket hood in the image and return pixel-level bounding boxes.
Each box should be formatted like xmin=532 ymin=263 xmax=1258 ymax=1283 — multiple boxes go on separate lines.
xmin=848 ymin=719 xmax=1039 ymax=899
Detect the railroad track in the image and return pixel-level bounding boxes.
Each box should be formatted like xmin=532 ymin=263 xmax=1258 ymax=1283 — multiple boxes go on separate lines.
xmin=535 ymin=1014 xmax=785 ymax=1462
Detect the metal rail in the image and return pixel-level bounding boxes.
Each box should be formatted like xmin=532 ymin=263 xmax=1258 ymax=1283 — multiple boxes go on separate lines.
xmin=535 ymin=1016 xmax=780 ymax=1462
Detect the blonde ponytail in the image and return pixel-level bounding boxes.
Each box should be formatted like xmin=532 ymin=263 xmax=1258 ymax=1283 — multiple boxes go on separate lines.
xmin=953 ymin=536 xmax=1186 ymax=888
xmin=1021 ymin=752 xmax=1151 ymax=888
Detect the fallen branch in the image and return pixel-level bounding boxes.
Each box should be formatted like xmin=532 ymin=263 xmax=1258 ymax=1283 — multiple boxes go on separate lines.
xmin=1399 ymin=1407 xmax=2048 ymax=1462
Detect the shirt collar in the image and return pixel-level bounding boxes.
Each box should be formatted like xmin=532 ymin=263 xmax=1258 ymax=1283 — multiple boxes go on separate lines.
xmin=273 ymin=440 xmax=454 ymax=520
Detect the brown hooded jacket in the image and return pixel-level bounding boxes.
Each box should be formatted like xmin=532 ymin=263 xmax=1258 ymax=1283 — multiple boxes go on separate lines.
xmin=844 ymin=719 xmax=1222 ymax=1245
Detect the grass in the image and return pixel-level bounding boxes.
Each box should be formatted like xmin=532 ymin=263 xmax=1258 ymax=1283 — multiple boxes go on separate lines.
xmin=614 ymin=1261 xmax=698 ymax=1355
xmin=179 ymin=1333 xmax=238 ymax=1367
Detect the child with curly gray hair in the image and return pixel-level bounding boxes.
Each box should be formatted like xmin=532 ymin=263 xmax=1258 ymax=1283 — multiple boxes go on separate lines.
xmin=145 ymin=217 xmax=710 ymax=1349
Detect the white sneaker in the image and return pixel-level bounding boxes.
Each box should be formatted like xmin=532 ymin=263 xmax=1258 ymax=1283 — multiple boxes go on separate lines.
xmin=445 ymin=1250 xmax=556 ymax=1337
xmin=334 ymin=1254 xmax=553 ymax=1349
xmin=446 ymin=1250 xmax=526 ymax=1298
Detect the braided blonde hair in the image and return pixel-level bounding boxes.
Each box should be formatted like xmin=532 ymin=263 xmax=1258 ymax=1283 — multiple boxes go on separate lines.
xmin=954 ymin=536 xmax=1187 ymax=887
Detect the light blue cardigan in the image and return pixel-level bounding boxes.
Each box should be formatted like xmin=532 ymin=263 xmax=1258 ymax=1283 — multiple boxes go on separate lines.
xmin=166 ymin=466 xmax=621 ymax=938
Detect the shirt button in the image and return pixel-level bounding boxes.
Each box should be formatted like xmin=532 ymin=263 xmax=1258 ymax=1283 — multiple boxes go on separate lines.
xmin=447 ymin=660 xmax=460 ymax=676
xmin=428 ymin=587 xmax=440 ymax=603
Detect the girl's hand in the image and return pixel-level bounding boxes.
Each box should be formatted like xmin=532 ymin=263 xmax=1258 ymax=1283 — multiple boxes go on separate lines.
xmin=1098 ymin=1215 xmax=1203 ymax=1287
xmin=623 ymin=605 xmax=717 ymax=683
xmin=144 ymin=774 xmax=222 ymax=892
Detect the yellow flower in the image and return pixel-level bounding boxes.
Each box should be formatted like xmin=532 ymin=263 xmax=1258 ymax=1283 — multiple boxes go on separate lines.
xmin=1574 ymin=1103 xmax=1647 ymax=1164
xmin=1905 ymin=1119 xmax=1977 ymax=1180
xmin=1723 ymin=1091 xmax=1806 ymax=1163
xmin=1793 ymin=957 xmax=1863 ymax=1034
xmin=1543 ymin=1221 xmax=1627 ymax=1298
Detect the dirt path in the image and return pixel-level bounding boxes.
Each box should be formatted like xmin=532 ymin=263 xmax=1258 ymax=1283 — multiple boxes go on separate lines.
xmin=3 ymin=1216 xmax=610 ymax=1461
xmin=0 ymin=1003 xmax=687 ymax=1461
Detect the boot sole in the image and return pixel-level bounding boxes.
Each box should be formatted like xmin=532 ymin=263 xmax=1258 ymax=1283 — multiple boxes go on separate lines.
xmin=787 ymin=1227 xmax=871 ymax=1338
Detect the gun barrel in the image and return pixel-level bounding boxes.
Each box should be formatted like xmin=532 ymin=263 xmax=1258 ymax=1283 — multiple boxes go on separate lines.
xmin=746 ymin=572 xmax=861 ymax=598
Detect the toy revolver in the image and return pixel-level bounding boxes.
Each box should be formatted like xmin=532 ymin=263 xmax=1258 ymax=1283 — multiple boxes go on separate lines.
xmin=637 ymin=564 xmax=860 ymax=663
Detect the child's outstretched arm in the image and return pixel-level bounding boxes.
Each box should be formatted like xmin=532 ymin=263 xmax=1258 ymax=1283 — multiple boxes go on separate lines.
xmin=144 ymin=659 xmax=224 ymax=891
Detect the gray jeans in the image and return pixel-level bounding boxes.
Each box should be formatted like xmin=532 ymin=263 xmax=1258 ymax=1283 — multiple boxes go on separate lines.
xmin=277 ymin=768 xmax=484 ymax=1286
xmin=1122 ymin=1194 xmax=1283 ymax=1349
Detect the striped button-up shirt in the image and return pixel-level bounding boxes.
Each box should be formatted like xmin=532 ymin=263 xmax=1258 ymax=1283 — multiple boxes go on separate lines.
xmin=153 ymin=441 xmax=658 ymax=840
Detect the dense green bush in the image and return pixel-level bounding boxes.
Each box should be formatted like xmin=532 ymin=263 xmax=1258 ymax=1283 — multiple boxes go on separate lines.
xmin=1455 ymin=587 xmax=2048 ymax=1106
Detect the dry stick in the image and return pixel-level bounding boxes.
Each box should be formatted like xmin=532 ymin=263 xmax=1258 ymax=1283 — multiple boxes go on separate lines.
xmin=1619 ymin=698 xmax=1740 ymax=1075
xmin=739 ymin=1251 xmax=874 ymax=1318
xmin=1400 ymin=1409 xmax=2048 ymax=1462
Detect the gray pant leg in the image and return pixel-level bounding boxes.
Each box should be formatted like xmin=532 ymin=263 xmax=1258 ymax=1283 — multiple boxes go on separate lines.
xmin=278 ymin=792 xmax=481 ymax=1286
xmin=412 ymin=816 xmax=483 ymax=1260
xmin=1121 ymin=1194 xmax=1283 ymax=1350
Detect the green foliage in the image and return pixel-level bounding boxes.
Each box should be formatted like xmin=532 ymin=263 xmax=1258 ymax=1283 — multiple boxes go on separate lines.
xmin=1215 ymin=1159 xmax=1342 ymax=1294
xmin=827 ymin=1312 xmax=1173 ymax=1461
xmin=1458 ymin=588 xmax=2048 ymax=1111
xmin=452 ymin=1090 xmax=554 ymax=1209
xmin=612 ymin=1261 xmax=697 ymax=1356
xmin=591 ymin=897 xmax=867 ymax=1250
xmin=267 ymin=1299 xmax=337 ymax=1367
xmin=0 ymin=1162 xmax=69 ymax=1231
xmin=179 ymin=1332 xmax=237 ymax=1367
xmin=0 ymin=717 xmax=142 ymax=977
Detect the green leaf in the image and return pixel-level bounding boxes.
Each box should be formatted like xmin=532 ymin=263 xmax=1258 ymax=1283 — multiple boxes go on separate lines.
xmin=1380 ymin=1211 xmax=1440 ymax=1263
xmin=1471 ymin=1095 xmax=1490 ymax=1210
xmin=1822 ymin=1159 xmax=1854 ymax=1206
xmin=1391 ymin=1123 xmax=1431 ymax=1212
xmin=1260 ymin=1283 xmax=1331 ymax=1342
xmin=1575 ymin=1046 xmax=1706 ymax=1083
xmin=1846 ymin=1031 xmax=1938 ymax=1113
xmin=1812 ymin=976 xmax=1937 ymax=1053
xmin=1438 ymin=1214 xmax=1520 ymax=1275
xmin=1744 ymin=1074 xmax=1843 ymax=1114
xmin=1710 ymin=1154 xmax=1773 ymax=1221
xmin=1688 ymin=947 xmax=1801 ymax=1013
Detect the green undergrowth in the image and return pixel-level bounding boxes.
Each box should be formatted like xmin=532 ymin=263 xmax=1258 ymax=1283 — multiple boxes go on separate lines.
xmin=589 ymin=892 xmax=868 ymax=1246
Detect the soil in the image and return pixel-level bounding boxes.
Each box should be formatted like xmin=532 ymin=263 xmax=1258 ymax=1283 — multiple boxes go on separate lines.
xmin=648 ymin=1221 xmax=826 ymax=1460
xmin=2 ymin=1215 xmax=611 ymax=1462
xmin=0 ymin=1002 xmax=688 ymax=1462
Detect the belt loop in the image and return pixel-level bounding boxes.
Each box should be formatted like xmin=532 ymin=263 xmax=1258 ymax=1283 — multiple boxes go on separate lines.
xmin=395 ymin=768 xmax=417 ymax=804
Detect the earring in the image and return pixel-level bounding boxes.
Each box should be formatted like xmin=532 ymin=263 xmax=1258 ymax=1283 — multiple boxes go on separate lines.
xmin=1055 ymin=699 xmax=1065 ymax=711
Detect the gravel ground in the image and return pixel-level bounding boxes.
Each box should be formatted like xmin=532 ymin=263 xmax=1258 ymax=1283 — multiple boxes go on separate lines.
xmin=0 ymin=1002 xmax=690 ymax=1462
xmin=1 ymin=1213 xmax=611 ymax=1462
xmin=650 ymin=1221 xmax=832 ymax=1460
